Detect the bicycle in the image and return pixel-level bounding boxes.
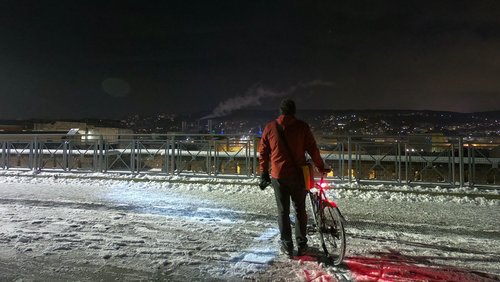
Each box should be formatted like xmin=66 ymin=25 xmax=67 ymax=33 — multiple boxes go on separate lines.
xmin=308 ymin=174 xmax=346 ymax=265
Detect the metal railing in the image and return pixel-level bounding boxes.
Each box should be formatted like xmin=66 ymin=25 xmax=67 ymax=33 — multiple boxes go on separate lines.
xmin=1 ymin=133 xmax=499 ymax=188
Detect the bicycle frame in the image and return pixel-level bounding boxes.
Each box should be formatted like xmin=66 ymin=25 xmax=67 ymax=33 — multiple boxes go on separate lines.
xmin=308 ymin=175 xmax=347 ymax=264
xmin=308 ymin=176 xmax=327 ymax=237
xmin=310 ymin=177 xmax=346 ymax=225
xmin=309 ymin=176 xmax=337 ymax=210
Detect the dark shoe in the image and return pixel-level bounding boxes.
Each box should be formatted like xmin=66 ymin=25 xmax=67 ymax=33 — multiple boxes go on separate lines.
xmin=280 ymin=243 xmax=294 ymax=258
xmin=297 ymin=244 xmax=308 ymax=256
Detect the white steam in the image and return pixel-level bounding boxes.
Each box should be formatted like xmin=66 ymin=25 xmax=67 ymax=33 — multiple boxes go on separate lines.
xmin=201 ymin=80 xmax=333 ymax=119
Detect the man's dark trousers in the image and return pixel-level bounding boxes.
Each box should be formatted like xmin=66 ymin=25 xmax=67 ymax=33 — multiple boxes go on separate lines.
xmin=271 ymin=177 xmax=308 ymax=248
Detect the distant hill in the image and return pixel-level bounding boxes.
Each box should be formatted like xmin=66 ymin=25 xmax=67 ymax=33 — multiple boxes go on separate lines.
xmin=2 ymin=109 xmax=498 ymax=136
xmin=212 ymin=109 xmax=500 ymax=121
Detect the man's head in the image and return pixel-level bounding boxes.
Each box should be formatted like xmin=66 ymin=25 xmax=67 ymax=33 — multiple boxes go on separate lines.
xmin=280 ymin=98 xmax=296 ymax=116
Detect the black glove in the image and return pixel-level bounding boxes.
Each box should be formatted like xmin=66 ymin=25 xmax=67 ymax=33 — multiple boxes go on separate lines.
xmin=259 ymin=172 xmax=271 ymax=190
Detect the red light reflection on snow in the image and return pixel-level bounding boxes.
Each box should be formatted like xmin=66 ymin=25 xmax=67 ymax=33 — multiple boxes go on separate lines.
xmin=295 ymin=254 xmax=337 ymax=281
xmin=345 ymin=250 xmax=498 ymax=282
xmin=303 ymin=269 xmax=336 ymax=282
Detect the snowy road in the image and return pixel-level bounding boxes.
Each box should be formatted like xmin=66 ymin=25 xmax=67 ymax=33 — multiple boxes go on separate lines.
xmin=0 ymin=173 xmax=499 ymax=281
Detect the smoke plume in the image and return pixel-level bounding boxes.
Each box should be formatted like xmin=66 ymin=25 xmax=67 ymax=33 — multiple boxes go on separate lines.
xmin=201 ymin=80 xmax=334 ymax=119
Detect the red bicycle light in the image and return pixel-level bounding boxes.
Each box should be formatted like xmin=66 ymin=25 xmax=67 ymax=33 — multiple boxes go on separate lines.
xmin=320 ymin=182 xmax=328 ymax=188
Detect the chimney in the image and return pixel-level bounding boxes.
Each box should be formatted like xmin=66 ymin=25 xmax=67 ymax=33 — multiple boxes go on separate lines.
xmin=207 ymin=119 xmax=213 ymax=133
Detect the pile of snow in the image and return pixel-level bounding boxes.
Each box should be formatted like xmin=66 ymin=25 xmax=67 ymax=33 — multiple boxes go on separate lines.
xmin=0 ymin=170 xmax=497 ymax=206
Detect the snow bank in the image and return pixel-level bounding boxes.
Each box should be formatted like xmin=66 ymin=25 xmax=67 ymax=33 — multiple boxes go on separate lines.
xmin=1 ymin=170 xmax=497 ymax=206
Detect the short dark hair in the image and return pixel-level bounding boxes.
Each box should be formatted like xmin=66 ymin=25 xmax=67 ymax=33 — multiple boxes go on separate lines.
xmin=280 ymin=98 xmax=296 ymax=116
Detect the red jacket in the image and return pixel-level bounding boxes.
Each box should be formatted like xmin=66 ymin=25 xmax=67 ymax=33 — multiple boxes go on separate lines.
xmin=259 ymin=115 xmax=325 ymax=179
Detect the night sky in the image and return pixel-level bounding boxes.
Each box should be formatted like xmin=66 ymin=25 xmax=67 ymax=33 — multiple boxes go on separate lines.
xmin=1 ymin=1 xmax=500 ymax=119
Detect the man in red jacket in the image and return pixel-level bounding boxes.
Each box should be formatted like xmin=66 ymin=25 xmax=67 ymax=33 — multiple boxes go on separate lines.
xmin=259 ymin=98 xmax=329 ymax=257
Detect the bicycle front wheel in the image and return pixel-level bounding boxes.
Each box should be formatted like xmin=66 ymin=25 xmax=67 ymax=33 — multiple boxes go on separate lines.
xmin=319 ymin=205 xmax=346 ymax=265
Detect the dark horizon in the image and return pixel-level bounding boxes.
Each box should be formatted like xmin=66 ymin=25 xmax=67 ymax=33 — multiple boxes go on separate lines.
xmin=1 ymin=1 xmax=500 ymax=119
xmin=1 ymin=108 xmax=499 ymax=123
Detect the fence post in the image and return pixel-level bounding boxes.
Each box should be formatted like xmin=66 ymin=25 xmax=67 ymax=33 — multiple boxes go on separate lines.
xmin=1 ymin=141 xmax=5 ymax=169
xmin=347 ymin=136 xmax=352 ymax=184
xmin=63 ymin=140 xmax=68 ymax=171
xmin=339 ymin=142 xmax=344 ymax=181
xmin=6 ymin=142 xmax=10 ymax=170
xmin=451 ymin=142 xmax=455 ymax=186
xmin=31 ymin=136 xmax=37 ymax=171
xmin=135 ymin=139 xmax=140 ymax=174
xmin=98 ymin=135 xmax=104 ymax=172
xmin=253 ymin=137 xmax=257 ymax=178
xmin=397 ymin=142 xmax=402 ymax=184
xmin=212 ymin=138 xmax=217 ymax=176
xmin=404 ymin=142 xmax=409 ymax=184
xmin=458 ymin=137 xmax=465 ymax=188
xmin=468 ymin=140 xmax=474 ymax=188
xmin=166 ymin=138 xmax=171 ymax=175
xmin=170 ymin=135 xmax=176 ymax=175
xmin=131 ymin=140 xmax=136 ymax=174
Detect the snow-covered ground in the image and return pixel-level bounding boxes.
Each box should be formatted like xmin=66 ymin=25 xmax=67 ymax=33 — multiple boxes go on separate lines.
xmin=0 ymin=170 xmax=499 ymax=281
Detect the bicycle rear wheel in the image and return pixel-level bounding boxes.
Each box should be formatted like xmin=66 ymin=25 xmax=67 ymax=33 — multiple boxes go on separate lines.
xmin=319 ymin=205 xmax=346 ymax=265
